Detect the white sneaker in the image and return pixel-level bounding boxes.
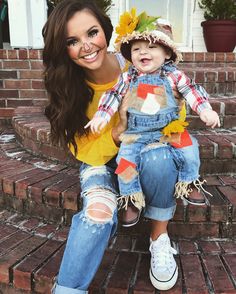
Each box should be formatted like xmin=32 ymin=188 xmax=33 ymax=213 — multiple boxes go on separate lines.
xmin=149 ymin=233 xmax=178 ymax=291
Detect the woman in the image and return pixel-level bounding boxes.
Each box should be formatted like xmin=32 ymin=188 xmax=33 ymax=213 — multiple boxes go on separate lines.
xmin=43 ymin=0 xmax=179 ymax=292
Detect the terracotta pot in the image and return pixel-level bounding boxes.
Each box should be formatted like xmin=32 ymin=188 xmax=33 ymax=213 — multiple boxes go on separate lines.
xmin=201 ymin=20 xmax=236 ymax=52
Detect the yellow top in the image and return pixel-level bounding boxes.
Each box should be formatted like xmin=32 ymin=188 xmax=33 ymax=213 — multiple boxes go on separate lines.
xmin=69 ymin=57 xmax=129 ymax=166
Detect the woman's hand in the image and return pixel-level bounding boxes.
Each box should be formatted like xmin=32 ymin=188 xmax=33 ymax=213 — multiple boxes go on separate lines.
xmin=112 ymin=91 xmax=129 ymax=146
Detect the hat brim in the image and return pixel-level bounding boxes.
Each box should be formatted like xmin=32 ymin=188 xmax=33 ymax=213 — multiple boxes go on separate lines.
xmin=118 ymin=31 xmax=182 ymax=64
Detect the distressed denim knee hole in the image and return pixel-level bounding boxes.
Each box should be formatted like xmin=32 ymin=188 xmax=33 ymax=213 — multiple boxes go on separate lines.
xmin=84 ymin=188 xmax=117 ymax=224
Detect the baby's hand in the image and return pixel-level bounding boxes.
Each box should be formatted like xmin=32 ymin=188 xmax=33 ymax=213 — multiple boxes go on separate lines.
xmin=84 ymin=117 xmax=108 ymax=134
xmin=199 ymin=109 xmax=220 ymax=128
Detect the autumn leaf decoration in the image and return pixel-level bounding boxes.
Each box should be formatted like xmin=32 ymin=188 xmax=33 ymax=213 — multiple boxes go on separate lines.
xmin=115 ymin=8 xmax=159 ymax=43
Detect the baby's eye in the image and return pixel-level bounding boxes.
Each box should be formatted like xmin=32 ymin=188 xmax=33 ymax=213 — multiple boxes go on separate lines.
xmin=149 ymin=45 xmax=157 ymax=49
xmin=88 ymin=29 xmax=99 ymax=38
xmin=132 ymin=47 xmax=139 ymax=51
xmin=66 ymin=39 xmax=78 ymax=47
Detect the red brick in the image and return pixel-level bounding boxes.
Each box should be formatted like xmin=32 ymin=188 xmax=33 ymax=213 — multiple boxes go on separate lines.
xmin=132 ymin=254 xmax=156 ymax=294
xmin=4 ymin=80 xmax=31 ymax=89
xmin=195 ymin=71 xmax=205 ymax=83
xmin=169 ymin=222 xmax=219 ymax=238
xmin=0 ymin=50 xmax=7 ymax=59
xmin=24 ymin=201 xmax=64 ymax=223
xmin=0 ymin=108 xmax=15 ymax=117
xmin=28 ymin=50 xmax=40 ymax=59
xmin=7 ymin=50 xmax=18 ymax=59
xmin=44 ymin=175 xmax=79 ymax=207
xmin=182 ymin=52 xmax=194 ymax=61
xmin=207 ymin=186 xmax=228 ymax=222
xmin=19 ymin=90 xmax=47 ymax=98
xmin=178 ymin=240 xmax=197 ymax=254
xmin=0 ymin=223 xmax=18 ymax=240
xmin=224 ymin=115 xmax=236 ymax=129
xmin=195 ymin=135 xmax=215 ymax=159
xmin=0 ymin=235 xmax=46 ymax=283
xmin=33 ymin=244 xmax=65 ymax=293
xmin=3 ymin=61 xmax=30 ymax=69
xmin=30 ymin=61 xmax=44 ymax=70
xmin=106 ymin=252 xmax=139 ymax=294
xmin=222 ymin=254 xmax=236 ymax=284
xmin=112 ymin=234 xmax=133 ymax=251
xmin=2 ymin=167 xmax=40 ymax=195
xmin=207 ymin=135 xmax=233 ymax=159
xmin=204 ymin=175 xmax=222 ymax=186
xmin=0 ymin=231 xmax=30 ymax=257
xmin=203 ymin=255 xmax=235 ymax=293
xmin=218 ymin=175 xmax=236 ymax=185
xmin=220 ymin=241 xmax=236 ymax=253
xmin=0 ymin=90 xmax=19 ymax=98
xmin=198 ymin=240 xmax=221 ymax=254
xmin=18 ymin=50 xmax=28 ymax=59
xmin=90 ymin=251 xmax=118 ymax=294
xmin=217 ymin=186 xmax=236 ymax=220
xmin=15 ymin=170 xmax=55 ymax=199
xmin=52 ymin=227 xmax=69 ymax=242
xmin=19 ymin=70 xmax=43 ymax=79
xmin=32 ymin=80 xmax=45 ymax=89
xmin=215 ymin=53 xmax=225 ymax=62
xmin=62 ymin=183 xmax=81 ymax=210
xmin=205 ymin=53 xmax=215 ymax=62
xmin=0 ymin=70 xmax=17 ymax=79
xmin=187 ymin=204 xmax=207 ymax=222
xmin=181 ymin=255 xmax=207 ymax=293
xmin=195 ymin=53 xmax=205 ymax=62
xmin=13 ymin=239 xmax=62 ymax=290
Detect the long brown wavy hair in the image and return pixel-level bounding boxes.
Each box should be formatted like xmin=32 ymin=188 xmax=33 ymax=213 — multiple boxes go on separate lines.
xmin=42 ymin=0 xmax=113 ymax=153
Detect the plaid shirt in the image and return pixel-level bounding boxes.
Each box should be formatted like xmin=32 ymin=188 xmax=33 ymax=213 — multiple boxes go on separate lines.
xmin=95 ymin=64 xmax=212 ymax=122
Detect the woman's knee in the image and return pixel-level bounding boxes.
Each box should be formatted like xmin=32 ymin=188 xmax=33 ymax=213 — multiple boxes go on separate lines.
xmin=82 ymin=188 xmax=117 ymax=224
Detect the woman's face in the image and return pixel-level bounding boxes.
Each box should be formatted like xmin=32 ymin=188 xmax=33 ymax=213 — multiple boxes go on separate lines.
xmin=66 ymin=9 xmax=107 ymax=71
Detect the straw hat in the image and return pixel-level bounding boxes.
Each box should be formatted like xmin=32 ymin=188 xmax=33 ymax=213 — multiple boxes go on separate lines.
xmin=115 ymin=9 xmax=182 ymax=64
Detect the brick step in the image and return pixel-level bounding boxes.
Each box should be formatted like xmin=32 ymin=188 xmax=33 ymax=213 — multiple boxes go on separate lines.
xmin=11 ymin=101 xmax=236 ymax=174
xmin=0 ymin=209 xmax=235 ymax=294
xmin=0 ymin=125 xmax=236 ymax=239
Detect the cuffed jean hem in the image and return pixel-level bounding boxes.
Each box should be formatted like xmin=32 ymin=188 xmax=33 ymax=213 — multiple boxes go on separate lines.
xmin=54 ymin=284 xmax=88 ymax=294
xmin=144 ymin=204 xmax=176 ymax=221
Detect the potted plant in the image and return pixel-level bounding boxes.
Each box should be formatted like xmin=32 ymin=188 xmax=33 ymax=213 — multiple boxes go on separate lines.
xmin=198 ymin=0 xmax=236 ymax=52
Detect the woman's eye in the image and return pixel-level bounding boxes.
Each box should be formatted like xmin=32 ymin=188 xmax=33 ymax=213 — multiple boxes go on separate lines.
xmin=88 ymin=29 xmax=99 ymax=38
xmin=66 ymin=39 xmax=78 ymax=47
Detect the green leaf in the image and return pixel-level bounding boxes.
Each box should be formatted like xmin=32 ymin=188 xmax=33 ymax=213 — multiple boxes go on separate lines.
xmin=136 ymin=12 xmax=159 ymax=33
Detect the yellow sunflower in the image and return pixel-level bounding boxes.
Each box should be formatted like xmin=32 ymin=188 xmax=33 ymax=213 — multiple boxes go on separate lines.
xmin=115 ymin=8 xmax=139 ymax=43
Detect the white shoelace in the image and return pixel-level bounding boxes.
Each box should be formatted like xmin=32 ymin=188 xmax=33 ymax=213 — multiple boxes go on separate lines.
xmin=150 ymin=241 xmax=177 ymax=269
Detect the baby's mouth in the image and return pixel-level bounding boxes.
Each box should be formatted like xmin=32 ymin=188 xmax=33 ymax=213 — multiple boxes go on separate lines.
xmin=140 ymin=58 xmax=150 ymax=64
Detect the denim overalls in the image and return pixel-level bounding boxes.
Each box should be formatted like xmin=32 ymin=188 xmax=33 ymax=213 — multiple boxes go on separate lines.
xmin=116 ymin=63 xmax=200 ymax=208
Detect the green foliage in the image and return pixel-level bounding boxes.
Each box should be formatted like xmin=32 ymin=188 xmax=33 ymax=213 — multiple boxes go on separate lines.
xmin=136 ymin=12 xmax=159 ymax=33
xmin=47 ymin=0 xmax=112 ymax=13
xmin=198 ymin=0 xmax=236 ymax=20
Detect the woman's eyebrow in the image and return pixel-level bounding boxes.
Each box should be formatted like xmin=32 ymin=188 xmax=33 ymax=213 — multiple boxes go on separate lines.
xmin=66 ymin=25 xmax=99 ymax=40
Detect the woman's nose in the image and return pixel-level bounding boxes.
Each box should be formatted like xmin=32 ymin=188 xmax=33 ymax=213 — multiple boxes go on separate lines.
xmin=82 ymin=41 xmax=92 ymax=52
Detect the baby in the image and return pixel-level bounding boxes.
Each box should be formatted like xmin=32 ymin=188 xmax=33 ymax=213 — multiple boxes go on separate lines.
xmin=85 ymin=10 xmax=220 ymax=227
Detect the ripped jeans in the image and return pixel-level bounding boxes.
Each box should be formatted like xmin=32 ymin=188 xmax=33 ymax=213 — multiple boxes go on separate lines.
xmin=54 ymin=145 xmax=178 ymax=294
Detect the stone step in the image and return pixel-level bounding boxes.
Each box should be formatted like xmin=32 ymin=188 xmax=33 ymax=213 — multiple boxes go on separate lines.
xmin=0 ymin=209 xmax=235 ymax=294
xmin=0 ymin=125 xmax=236 ymax=239
xmin=10 ymin=100 xmax=236 ymax=174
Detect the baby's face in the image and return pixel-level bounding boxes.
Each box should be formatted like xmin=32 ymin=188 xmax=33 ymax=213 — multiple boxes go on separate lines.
xmin=131 ymin=40 xmax=171 ymax=73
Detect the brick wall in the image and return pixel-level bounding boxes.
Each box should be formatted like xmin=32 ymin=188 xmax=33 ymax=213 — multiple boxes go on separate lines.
xmin=0 ymin=49 xmax=47 ymax=119
xmin=0 ymin=49 xmax=236 ymax=120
